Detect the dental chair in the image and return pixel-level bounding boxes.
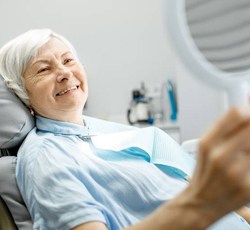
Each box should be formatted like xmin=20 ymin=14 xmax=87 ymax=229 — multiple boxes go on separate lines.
xmin=0 ymin=75 xmax=33 ymax=230
xmin=0 ymin=75 xmax=140 ymax=229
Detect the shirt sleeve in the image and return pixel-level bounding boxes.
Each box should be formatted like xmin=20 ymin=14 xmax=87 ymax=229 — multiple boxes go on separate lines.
xmin=17 ymin=138 xmax=107 ymax=230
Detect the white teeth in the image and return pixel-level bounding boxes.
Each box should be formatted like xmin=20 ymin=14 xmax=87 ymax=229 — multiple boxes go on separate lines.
xmin=57 ymin=86 xmax=77 ymax=96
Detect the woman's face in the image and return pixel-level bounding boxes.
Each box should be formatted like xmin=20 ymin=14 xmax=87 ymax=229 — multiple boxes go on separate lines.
xmin=24 ymin=38 xmax=88 ymax=124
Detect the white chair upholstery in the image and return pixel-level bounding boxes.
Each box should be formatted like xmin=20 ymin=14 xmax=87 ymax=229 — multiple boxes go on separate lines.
xmin=181 ymin=138 xmax=200 ymax=158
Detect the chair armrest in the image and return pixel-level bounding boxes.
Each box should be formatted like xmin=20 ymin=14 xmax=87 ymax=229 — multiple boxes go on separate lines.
xmin=181 ymin=138 xmax=200 ymax=158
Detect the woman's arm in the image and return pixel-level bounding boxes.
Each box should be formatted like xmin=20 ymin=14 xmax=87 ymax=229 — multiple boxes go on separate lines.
xmin=72 ymin=198 xmax=214 ymax=230
xmin=73 ymin=107 xmax=250 ymax=230
xmin=72 ymin=222 xmax=107 ymax=230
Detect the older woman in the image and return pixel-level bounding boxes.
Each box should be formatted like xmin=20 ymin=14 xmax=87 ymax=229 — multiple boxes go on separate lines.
xmin=1 ymin=29 xmax=250 ymax=230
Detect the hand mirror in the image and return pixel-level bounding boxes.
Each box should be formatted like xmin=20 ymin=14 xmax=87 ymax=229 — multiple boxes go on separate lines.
xmin=165 ymin=0 xmax=250 ymax=106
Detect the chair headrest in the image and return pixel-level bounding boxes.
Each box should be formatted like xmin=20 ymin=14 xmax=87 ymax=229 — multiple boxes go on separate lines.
xmin=0 ymin=75 xmax=34 ymax=149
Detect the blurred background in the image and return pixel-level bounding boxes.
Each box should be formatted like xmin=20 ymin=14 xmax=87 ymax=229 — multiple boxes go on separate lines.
xmin=0 ymin=0 xmax=227 ymax=143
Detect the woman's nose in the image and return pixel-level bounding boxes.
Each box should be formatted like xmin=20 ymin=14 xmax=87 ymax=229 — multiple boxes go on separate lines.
xmin=56 ymin=64 xmax=72 ymax=82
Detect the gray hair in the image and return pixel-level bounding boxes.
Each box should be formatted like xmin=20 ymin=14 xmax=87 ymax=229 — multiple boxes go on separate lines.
xmin=0 ymin=29 xmax=78 ymax=106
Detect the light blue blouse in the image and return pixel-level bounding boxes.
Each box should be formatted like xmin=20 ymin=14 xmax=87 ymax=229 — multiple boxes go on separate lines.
xmin=16 ymin=116 xmax=250 ymax=230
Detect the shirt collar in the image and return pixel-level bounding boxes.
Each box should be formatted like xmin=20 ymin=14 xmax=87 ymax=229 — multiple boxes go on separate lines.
xmin=35 ymin=115 xmax=88 ymax=137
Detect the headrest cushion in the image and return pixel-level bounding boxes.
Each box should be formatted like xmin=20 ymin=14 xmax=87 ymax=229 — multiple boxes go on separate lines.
xmin=0 ymin=76 xmax=34 ymax=149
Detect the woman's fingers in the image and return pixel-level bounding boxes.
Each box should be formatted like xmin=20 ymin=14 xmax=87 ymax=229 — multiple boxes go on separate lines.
xmin=200 ymin=107 xmax=250 ymax=151
xmin=197 ymin=107 xmax=250 ymax=169
xmin=205 ymin=124 xmax=250 ymax=168
xmin=190 ymin=107 xmax=250 ymax=213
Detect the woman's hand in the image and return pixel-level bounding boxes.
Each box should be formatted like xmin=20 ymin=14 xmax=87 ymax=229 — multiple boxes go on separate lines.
xmin=184 ymin=107 xmax=250 ymax=224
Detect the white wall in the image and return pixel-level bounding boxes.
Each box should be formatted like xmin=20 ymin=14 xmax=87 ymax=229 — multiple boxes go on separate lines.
xmin=175 ymin=57 xmax=226 ymax=141
xmin=0 ymin=0 xmax=175 ymax=121
xmin=0 ymin=0 xmax=225 ymax=141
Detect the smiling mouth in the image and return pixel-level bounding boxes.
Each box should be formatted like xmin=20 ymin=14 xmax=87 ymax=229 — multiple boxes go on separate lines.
xmin=56 ymin=85 xmax=79 ymax=96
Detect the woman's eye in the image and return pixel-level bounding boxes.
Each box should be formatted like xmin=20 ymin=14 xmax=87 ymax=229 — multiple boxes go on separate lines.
xmin=64 ymin=58 xmax=74 ymax=65
xmin=37 ymin=67 xmax=49 ymax=74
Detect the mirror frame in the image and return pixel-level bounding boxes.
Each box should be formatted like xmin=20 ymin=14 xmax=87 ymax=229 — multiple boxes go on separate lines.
xmin=165 ymin=0 xmax=250 ymax=90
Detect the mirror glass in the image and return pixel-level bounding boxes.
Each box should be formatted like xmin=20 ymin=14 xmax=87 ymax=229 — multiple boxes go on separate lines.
xmin=185 ymin=0 xmax=250 ymax=74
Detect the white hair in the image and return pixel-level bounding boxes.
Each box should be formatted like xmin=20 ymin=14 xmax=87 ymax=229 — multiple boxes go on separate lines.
xmin=0 ymin=29 xmax=78 ymax=106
